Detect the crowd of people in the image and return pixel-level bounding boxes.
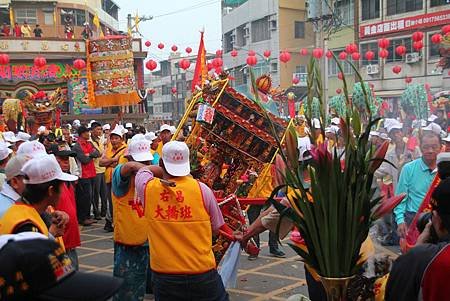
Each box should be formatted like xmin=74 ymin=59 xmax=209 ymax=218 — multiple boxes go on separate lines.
xmin=0 ymin=20 xmax=96 ymax=39
xmin=0 ymin=107 xmax=448 ymax=300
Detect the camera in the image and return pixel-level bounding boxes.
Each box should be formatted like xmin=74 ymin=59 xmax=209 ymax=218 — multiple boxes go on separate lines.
xmin=416 ymin=212 xmax=439 ymax=243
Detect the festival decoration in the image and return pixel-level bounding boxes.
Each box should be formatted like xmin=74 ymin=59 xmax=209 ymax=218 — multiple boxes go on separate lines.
xmin=338 ymin=72 xmax=344 ymax=80
xmin=0 ymin=53 xmax=10 ymax=65
xmin=405 ymin=76 xmax=412 ymax=83
xmin=212 ymin=58 xmax=223 ymax=68
xmin=351 ymin=52 xmax=361 ymax=61
xmin=86 ymin=35 xmax=140 ymax=107
xmin=171 ymin=87 xmax=177 ymax=94
xmin=158 ymin=43 xmax=164 ymax=49
xmin=413 ymin=41 xmax=424 ymax=51
xmin=378 ymin=49 xmax=389 ymax=59
xmin=196 ymin=103 xmax=215 ymax=124
xmin=326 ymin=50 xmax=333 ymax=58
xmin=378 ymin=38 xmax=390 ymax=49
xmin=431 ymin=34 xmax=443 ymax=44
xmin=401 ymin=83 xmax=430 ymax=120
xmin=34 ymin=56 xmax=47 ymax=68
xmin=300 ymin=48 xmax=308 ymax=56
xmin=345 ymin=43 xmax=358 ymax=54
xmin=338 ymin=51 xmax=347 ymax=60
xmin=303 ymin=97 xmax=320 ymax=119
xmin=292 ymin=77 xmax=300 ymax=85
xmin=148 ymin=88 xmax=156 ymax=94
xmin=2 ymin=98 xmax=24 ymax=133
xmin=230 ymin=49 xmax=238 ymax=57
xmin=352 ymin=82 xmax=379 ymax=116
xmin=336 ymin=88 xmax=342 ymax=94
xmin=365 ymin=50 xmax=375 ymax=61
xmin=144 ymin=40 xmax=151 ymax=47
xmin=171 ymin=45 xmax=178 ymax=52
xmin=73 ymin=59 xmax=86 ymax=70
xmin=179 ymin=59 xmax=191 ymax=70
xmin=263 ymin=50 xmax=271 ymax=58
xmin=185 ymin=47 xmax=192 ymax=54
xmin=256 ymin=74 xmax=272 ymax=93
xmin=442 ymin=25 xmax=450 ymax=35
xmin=412 ymin=31 xmax=424 ymax=42
xmin=392 ymin=65 xmax=402 ymax=74
xmin=329 ymin=94 xmax=346 ymax=117
xmin=146 ymin=60 xmax=157 ymax=71
xmin=248 ymin=50 xmax=256 ymax=57
xmin=312 ymin=48 xmax=324 ymax=59
xmin=246 ymin=55 xmax=257 ymax=66
xmin=216 ymin=50 xmax=223 ymax=57
xmin=214 ymin=67 xmax=222 ymax=74
xmin=279 ymin=51 xmax=291 ymax=63
xmin=395 ymin=45 xmax=407 ymax=56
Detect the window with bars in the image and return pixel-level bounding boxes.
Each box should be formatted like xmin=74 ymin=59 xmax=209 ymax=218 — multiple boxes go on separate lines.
xmin=361 ymin=0 xmax=380 ymax=21
xmin=15 ymin=8 xmax=37 ymax=24
xmin=295 ymin=65 xmax=306 ymax=73
xmin=236 ymin=24 xmax=247 ymax=46
xmin=294 ymin=21 xmax=305 ymax=39
xmin=429 ymin=35 xmax=442 ymax=59
xmin=328 ymin=50 xmax=353 ymax=76
xmin=251 ymin=17 xmax=269 ymax=43
xmin=224 ymin=31 xmax=234 ymax=53
xmin=430 ymin=0 xmax=450 ymax=7
xmin=162 ymin=102 xmax=174 ymax=113
xmin=335 ymin=0 xmax=354 ymax=26
xmin=161 ymin=85 xmax=171 ymax=95
xmin=360 ymin=42 xmax=379 ymax=66
xmin=386 ymin=0 xmax=423 ymax=16
xmin=385 ymin=37 xmax=413 ymax=63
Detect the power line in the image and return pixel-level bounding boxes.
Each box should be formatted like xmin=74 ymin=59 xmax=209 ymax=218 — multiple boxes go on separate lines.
xmin=153 ymin=0 xmax=220 ymax=19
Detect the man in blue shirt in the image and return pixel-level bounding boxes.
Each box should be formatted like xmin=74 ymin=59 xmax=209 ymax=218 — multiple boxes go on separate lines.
xmin=394 ymin=132 xmax=441 ymax=238
xmin=0 ymin=155 xmax=28 ymax=218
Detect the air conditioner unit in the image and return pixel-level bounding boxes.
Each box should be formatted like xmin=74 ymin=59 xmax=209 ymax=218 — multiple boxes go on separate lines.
xmin=366 ymin=64 xmax=379 ymax=75
xmin=270 ymin=62 xmax=278 ymax=73
xmin=405 ymin=52 xmax=420 ymax=64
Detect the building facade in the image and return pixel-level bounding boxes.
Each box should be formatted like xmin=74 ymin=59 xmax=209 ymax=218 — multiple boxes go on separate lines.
xmin=0 ymin=0 xmax=147 ymax=124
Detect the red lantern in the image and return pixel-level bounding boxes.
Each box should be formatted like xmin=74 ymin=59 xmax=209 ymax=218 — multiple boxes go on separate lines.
xmin=171 ymin=87 xmax=177 ymax=94
xmin=442 ymin=25 xmax=450 ymax=35
xmin=379 ymin=48 xmax=389 ymax=59
xmin=185 ymin=47 xmax=192 ymax=54
xmin=212 ymin=57 xmax=223 ymax=68
xmin=0 ymin=53 xmax=10 ymax=65
xmin=345 ymin=43 xmax=358 ymax=54
xmin=424 ymin=83 xmax=431 ymax=90
xmin=34 ymin=56 xmax=46 ymax=68
xmin=338 ymin=72 xmax=343 ymax=80
xmin=413 ymin=41 xmax=424 ymax=51
xmin=73 ymin=59 xmax=86 ymax=70
xmin=144 ymin=40 xmax=151 ymax=47
xmin=145 ymin=60 xmax=157 ymax=71
xmin=336 ymin=88 xmax=342 ymax=94
xmin=171 ymin=45 xmax=178 ymax=52
xmin=300 ymin=48 xmax=308 ymax=56
xmin=248 ymin=50 xmax=256 ymax=56
xmin=312 ymin=48 xmax=324 ymax=59
xmin=207 ymin=62 xmax=213 ymax=71
xmin=292 ymin=77 xmax=300 ymax=85
xmin=263 ymin=50 xmax=271 ymax=58
xmin=365 ymin=50 xmax=375 ymax=61
xmin=158 ymin=43 xmax=165 ymax=49
xmin=326 ymin=50 xmax=333 ymax=58
xmin=392 ymin=65 xmax=402 ymax=74
xmin=246 ymin=55 xmax=257 ymax=66
xmin=395 ymin=45 xmax=407 ymax=56
xmin=378 ymin=38 xmax=390 ymax=49
xmin=231 ymin=49 xmax=238 ymax=57
xmin=338 ymin=51 xmax=347 ymax=60
xmin=412 ymin=31 xmax=424 ymax=42
xmin=216 ymin=50 xmax=223 ymax=58
xmin=431 ymin=34 xmax=443 ymax=44
xmin=179 ymin=59 xmax=190 ymax=70
xmin=405 ymin=76 xmax=412 ymax=83
xmin=215 ymin=67 xmax=222 ymax=74
xmin=351 ymin=52 xmax=361 ymax=60
xmin=279 ymin=51 xmax=291 ymax=63
xmin=148 ymin=88 xmax=156 ymax=95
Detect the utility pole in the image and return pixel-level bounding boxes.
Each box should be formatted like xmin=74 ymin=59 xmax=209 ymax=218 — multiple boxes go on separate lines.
xmin=127 ymin=13 xmax=153 ymax=37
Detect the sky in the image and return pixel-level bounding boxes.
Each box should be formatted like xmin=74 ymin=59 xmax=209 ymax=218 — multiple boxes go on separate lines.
xmin=114 ymin=0 xmax=223 ymax=62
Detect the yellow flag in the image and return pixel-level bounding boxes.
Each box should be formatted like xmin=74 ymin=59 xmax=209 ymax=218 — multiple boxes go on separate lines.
xmin=9 ymin=8 xmax=14 ymax=25
xmin=92 ymin=13 xmax=104 ymax=37
xmin=134 ymin=11 xmax=139 ymax=32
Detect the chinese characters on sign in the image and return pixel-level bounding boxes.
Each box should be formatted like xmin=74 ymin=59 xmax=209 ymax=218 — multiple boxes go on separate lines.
xmin=196 ymin=103 xmax=215 ymax=124
xmin=360 ymin=10 xmax=450 ymax=39
xmin=0 ymin=63 xmax=79 ymax=81
xmin=154 ymin=189 xmax=193 ymax=220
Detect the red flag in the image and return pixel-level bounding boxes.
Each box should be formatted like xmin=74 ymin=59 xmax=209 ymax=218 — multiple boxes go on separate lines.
xmin=191 ymin=32 xmax=207 ymax=92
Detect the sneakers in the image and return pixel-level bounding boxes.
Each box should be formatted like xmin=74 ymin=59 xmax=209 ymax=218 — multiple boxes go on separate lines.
xmin=104 ymin=222 xmax=113 ymax=232
xmin=247 ymin=254 xmax=258 ymax=261
xmin=270 ymin=249 xmax=286 ymax=258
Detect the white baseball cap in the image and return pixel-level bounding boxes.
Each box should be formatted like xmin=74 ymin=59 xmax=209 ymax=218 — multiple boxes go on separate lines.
xmin=160 ymin=124 xmax=175 ymax=134
xmin=110 ymin=124 xmax=127 ymax=138
xmin=125 ymin=122 xmax=133 ymax=129
xmin=3 ymin=131 xmax=19 ymax=143
xmin=37 ymin=126 xmax=46 ymax=134
xmin=72 ymin=120 xmax=81 ymax=127
xmin=102 ymin=124 xmax=111 ymax=131
xmin=21 ymin=154 xmax=78 ymax=184
xmin=443 ymin=135 xmax=450 ymax=143
xmin=0 ymin=141 xmax=12 ymax=161
xmin=422 ymin=122 xmax=442 ymax=135
xmin=128 ymin=139 xmax=153 ymax=162
xmin=145 ymin=132 xmax=158 ymax=142
xmin=130 ymin=133 xmax=145 ymax=142
xmin=369 ymin=131 xmax=380 ymax=137
xmin=379 ymin=133 xmax=391 ymax=141
xmin=428 ymin=114 xmax=438 ymax=122
xmin=162 ymin=141 xmax=190 ymax=176
xmin=311 ymin=118 xmax=321 ymax=129
xmin=331 ymin=117 xmax=340 ymax=125
xmin=16 ymin=131 xmax=31 ymax=142
xmin=5 ymin=154 xmax=29 ymax=180
xmin=17 ymin=141 xmax=47 ymax=159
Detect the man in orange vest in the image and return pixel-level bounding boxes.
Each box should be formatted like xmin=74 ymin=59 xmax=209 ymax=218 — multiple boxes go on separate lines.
xmin=136 ymin=141 xmax=237 ymax=301
xmin=0 ymin=154 xmax=76 ymax=237
xmin=111 ymin=137 xmax=162 ymax=301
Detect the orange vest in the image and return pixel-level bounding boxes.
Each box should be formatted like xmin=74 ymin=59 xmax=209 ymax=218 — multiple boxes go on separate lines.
xmin=145 ymin=177 xmax=216 ymax=274
xmin=104 ymin=143 xmax=126 ymax=184
xmin=112 ymin=173 xmax=148 ymax=245
xmin=0 ymin=204 xmax=49 ymax=236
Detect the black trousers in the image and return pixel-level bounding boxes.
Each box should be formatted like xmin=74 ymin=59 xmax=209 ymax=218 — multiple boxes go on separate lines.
xmin=247 ymin=205 xmax=279 ymax=251
xmin=76 ymin=177 xmax=95 ymax=222
xmin=93 ymin=173 xmax=108 ymax=216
